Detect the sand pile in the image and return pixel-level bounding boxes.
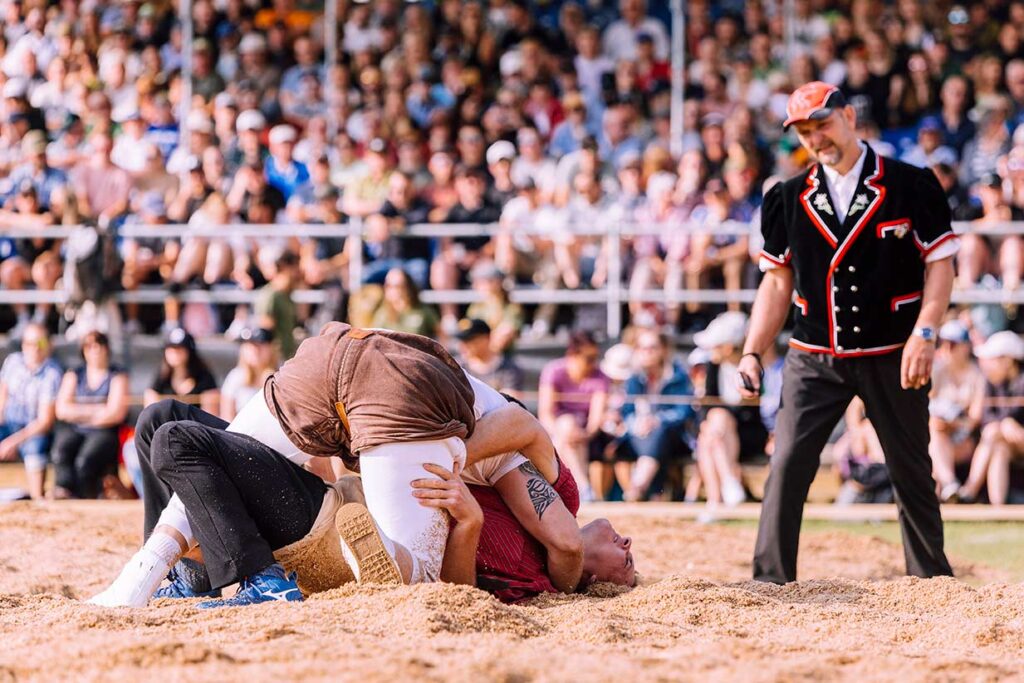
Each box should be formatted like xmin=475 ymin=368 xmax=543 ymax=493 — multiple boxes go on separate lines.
xmin=1 ymin=502 xmax=1022 ymax=682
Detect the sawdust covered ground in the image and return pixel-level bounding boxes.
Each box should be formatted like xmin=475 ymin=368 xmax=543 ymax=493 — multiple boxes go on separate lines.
xmin=1 ymin=501 xmax=1023 ymax=683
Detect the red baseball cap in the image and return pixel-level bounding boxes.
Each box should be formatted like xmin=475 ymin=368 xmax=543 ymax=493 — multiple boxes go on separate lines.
xmin=783 ymin=81 xmax=848 ymax=129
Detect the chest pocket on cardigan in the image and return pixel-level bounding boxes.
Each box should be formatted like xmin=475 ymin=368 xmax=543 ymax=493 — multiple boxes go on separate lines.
xmin=876 ymin=218 xmax=912 ymax=240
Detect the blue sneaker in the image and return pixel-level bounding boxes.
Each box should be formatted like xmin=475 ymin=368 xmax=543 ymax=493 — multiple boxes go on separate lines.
xmin=196 ymin=564 xmax=303 ymax=609
xmin=154 ymin=568 xmax=222 ymax=600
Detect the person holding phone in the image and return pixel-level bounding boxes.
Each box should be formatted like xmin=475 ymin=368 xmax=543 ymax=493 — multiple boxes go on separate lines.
xmin=738 ymin=82 xmax=957 ymax=584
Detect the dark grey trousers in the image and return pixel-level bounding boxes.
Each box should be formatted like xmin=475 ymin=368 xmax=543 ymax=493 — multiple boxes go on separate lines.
xmin=753 ymin=348 xmax=954 ymax=584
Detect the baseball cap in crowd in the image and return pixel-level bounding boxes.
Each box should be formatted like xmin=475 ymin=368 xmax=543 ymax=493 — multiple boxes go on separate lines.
xmin=499 ymin=50 xmax=524 ymax=77
xmin=694 ymin=311 xmax=749 ymax=350
xmin=214 ymin=92 xmax=237 ymax=110
xmin=454 ymin=318 xmax=491 ymax=342
xmin=486 ymin=140 xmax=516 ymax=166
xmin=783 ymin=81 xmax=848 ymax=129
xmin=939 ymin=320 xmax=970 ymax=345
xmin=238 ymin=327 xmax=274 ymax=344
xmin=919 ymin=115 xmax=943 ymax=133
xmin=184 ymin=155 xmax=202 ymax=172
xmin=186 ymin=111 xmax=214 ymax=135
xmin=948 ymin=5 xmax=969 ymax=25
xmin=238 ymin=33 xmax=267 ymax=54
xmin=165 ymin=327 xmax=196 ymax=351
xmin=268 ymin=124 xmax=297 ymax=145
xmin=21 ymin=130 xmax=47 ymax=155
xmin=236 ymin=109 xmax=266 ymax=132
xmin=193 ymin=37 xmax=213 ymax=53
xmin=600 ymin=343 xmax=635 ymax=382
xmin=974 ymin=331 xmax=1024 ymax=359
xmin=367 ymin=137 xmax=388 ymax=154
xmin=700 ymin=112 xmax=725 ymax=129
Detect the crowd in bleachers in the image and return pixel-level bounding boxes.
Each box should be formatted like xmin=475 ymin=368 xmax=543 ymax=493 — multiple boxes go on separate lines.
xmin=0 ymin=0 xmax=1023 ymax=507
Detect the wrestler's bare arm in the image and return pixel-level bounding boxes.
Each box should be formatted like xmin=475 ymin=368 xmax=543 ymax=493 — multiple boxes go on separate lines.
xmin=464 ymin=405 xmax=559 ymax=483
xmin=493 ymin=463 xmax=583 ymax=593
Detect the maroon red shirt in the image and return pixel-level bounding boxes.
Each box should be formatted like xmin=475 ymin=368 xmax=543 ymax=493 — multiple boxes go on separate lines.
xmin=468 ymin=459 xmax=580 ymax=603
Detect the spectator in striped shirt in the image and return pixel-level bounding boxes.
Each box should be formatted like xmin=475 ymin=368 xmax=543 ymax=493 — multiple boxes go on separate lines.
xmin=0 ymin=322 xmax=62 ymax=499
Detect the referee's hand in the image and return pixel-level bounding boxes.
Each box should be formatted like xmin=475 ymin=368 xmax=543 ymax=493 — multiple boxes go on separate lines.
xmin=901 ymin=335 xmax=935 ymax=390
xmin=737 ymin=354 xmax=763 ymax=399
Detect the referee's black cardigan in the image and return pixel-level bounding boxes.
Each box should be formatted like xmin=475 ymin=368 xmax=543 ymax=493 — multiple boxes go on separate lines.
xmin=759 ymin=145 xmax=957 ymax=358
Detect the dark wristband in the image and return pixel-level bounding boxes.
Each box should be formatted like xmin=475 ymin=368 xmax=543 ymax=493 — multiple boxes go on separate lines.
xmin=741 ymin=352 xmax=763 ymax=370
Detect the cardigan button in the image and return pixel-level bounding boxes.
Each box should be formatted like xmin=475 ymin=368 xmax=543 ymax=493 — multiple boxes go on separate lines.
xmin=833 ymin=286 xmax=839 ymax=292
xmin=836 ymin=326 xmax=843 ymax=332
xmin=836 ymin=345 xmax=844 ymax=352
xmin=854 ymin=326 xmax=861 ymax=333
xmin=851 ymin=285 xmax=859 ymax=292
xmin=833 ymin=305 xmax=840 ymax=312
xmin=852 ymin=306 xmax=859 ymax=312
xmin=848 ymin=266 xmax=856 ymax=273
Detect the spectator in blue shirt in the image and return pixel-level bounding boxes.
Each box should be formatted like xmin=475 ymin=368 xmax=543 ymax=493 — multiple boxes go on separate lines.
xmin=619 ymin=328 xmax=696 ymax=501
xmin=1 ymin=131 xmax=67 ymax=210
xmin=0 ymin=323 xmax=62 ymax=499
xmin=265 ymin=124 xmax=309 ymax=201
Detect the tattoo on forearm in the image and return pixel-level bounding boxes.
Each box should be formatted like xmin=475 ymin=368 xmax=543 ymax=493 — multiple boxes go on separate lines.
xmin=519 ymin=461 xmax=557 ymax=519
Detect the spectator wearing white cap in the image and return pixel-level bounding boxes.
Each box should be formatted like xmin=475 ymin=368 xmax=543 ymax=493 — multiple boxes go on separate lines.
xmin=226 ymin=109 xmax=268 ymax=175
xmin=167 ymin=111 xmax=215 ymax=177
xmin=485 ymin=140 xmax=517 ymax=207
xmin=237 ymin=33 xmax=280 ymax=102
xmin=692 ymin=312 xmax=768 ymax=512
xmin=511 ymin=126 xmax=557 ymax=198
xmin=111 ymin=111 xmax=150 ymax=173
xmin=265 ymin=124 xmax=309 ymax=201
xmin=928 ymin=319 xmax=986 ymax=502
xmin=602 ymin=0 xmax=670 ymax=63
xmin=959 ymin=331 xmax=1024 ymax=504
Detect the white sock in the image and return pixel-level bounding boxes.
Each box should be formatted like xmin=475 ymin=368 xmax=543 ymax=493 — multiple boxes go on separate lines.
xmin=88 ymin=533 xmax=181 ymax=608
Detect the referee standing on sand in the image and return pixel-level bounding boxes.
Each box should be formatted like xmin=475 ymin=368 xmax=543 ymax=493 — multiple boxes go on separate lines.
xmin=737 ymin=82 xmax=956 ymax=584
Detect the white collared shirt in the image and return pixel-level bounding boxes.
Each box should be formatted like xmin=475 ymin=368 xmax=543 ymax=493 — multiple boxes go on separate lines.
xmin=820 ymin=142 xmax=868 ymax=224
xmin=819 ymin=142 xmax=959 ymax=263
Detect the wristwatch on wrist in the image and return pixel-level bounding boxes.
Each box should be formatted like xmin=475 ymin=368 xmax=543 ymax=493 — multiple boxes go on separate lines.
xmin=913 ymin=326 xmax=936 ymax=342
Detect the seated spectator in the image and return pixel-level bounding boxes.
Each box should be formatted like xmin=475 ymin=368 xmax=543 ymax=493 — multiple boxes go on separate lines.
xmin=69 ymin=132 xmax=130 ymax=226
xmin=143 ymin=328 xmax=220 ymax=416
xmin=682 ymin=177 xmax=751 ymax=314
xmin=959 ymin=174 xmax=1023 ymax=301
xmin=264 ymin=124 xmax=309 ymax=201
xmin=0 ymin=181 xmax=61 ymax=336
xmin=220 ymin=327 xmax=279 ymax=422
xmin=692 ymin=312 xmax=767 ymax=510
xmin=52 ymin=331 xmax=129 ymax=499
xmin=454 ymin=318 xmax=524 ymax=395
xmin=0 ymin=323 xmax=62 ymax=499
xmin=900 ymin=116 xmax=958 ymax=169
xmin=619 ymin=328 xmax=695 ymax=501
xmin=629 ymin=171 xmax=681 ymax=326
xmin=929 ymin=320 xmax=986 ymax=502
xmin=959 ymin=100 xmax=1011 ymax=190
xmin=371 ymin=266 xmax=440 ymax=338
xmin=539 ymin=331 xmax=610 ymax=502
xmin=834 ymin=397 xmax=891 ymax=505
xmin=343 ymin=137 xmax=393 ymax=217
xmin=255 ymin=251 xmax=302 ymax=360
xmin=464 ymin=261 xmax=523 ymax=353
xmin=959 ymin=331 xmax=1024 ymax=505
xmin=431 ymin=164 xmax=501 ymax=331
xmin=360 ymin=170 xmax=433 ymax=288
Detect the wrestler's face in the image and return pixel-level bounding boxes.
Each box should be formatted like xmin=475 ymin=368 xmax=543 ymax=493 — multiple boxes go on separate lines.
xmin=793 ymin=106 xmax=857 ymax=168
xmin=581 ymin=519 xmax=636 ymax=587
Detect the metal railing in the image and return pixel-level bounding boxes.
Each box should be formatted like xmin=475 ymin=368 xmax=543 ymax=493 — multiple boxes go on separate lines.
xmin=1 ymin=219 xmax=1022 ymax=338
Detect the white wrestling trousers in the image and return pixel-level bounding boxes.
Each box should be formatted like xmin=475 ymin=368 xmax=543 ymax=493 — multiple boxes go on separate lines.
xmin=153 ymin=392 xmax=313 ymax=546
xmin=359 ymin=437 xmax=466 ymax=584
